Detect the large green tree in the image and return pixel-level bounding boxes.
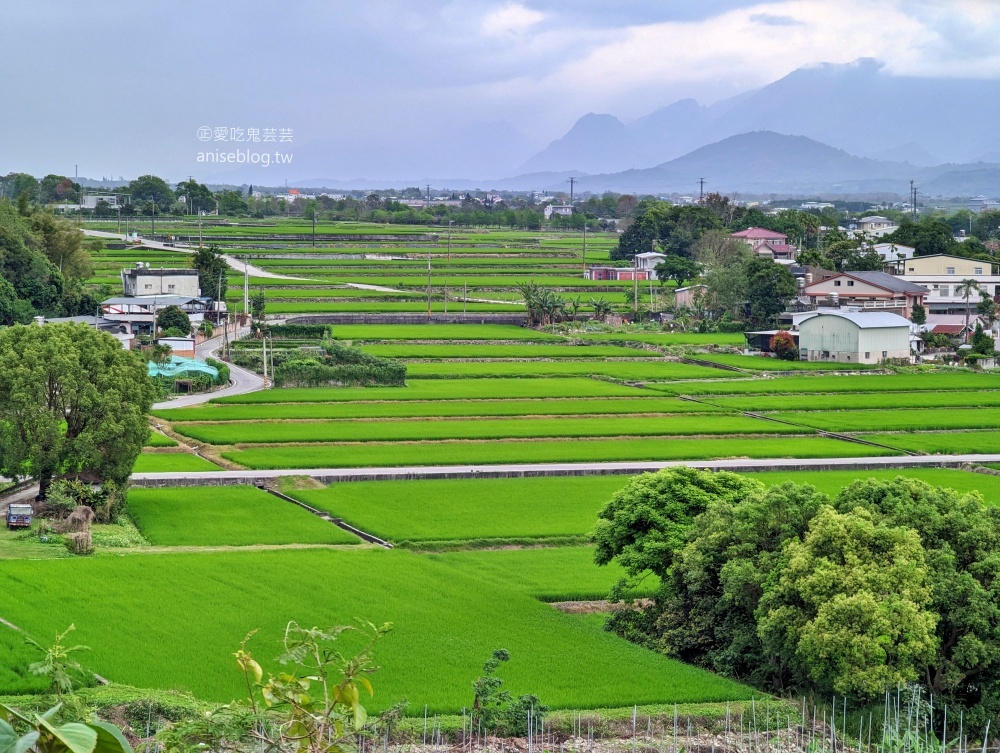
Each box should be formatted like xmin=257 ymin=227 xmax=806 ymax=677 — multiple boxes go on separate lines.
xmin=745 ymin=257 xmax=796 ymax=326
xmin=174 ymin=179 xmax=216 ymax=214
xmin=612 ymin=202 xmax=722 ymax=261
xmin=0 ymin=323 xmax=157 ymax=497
xmin=596 ymin=470 xmax=1000 ymax=715
xmin=757 ymin=506 xmax=937 ymax=697
xmin=156 ymin=305 xmax=191 ymax=335
xmin=126 ymin=174 xmax=174 ymax=207
xmin=192 ymin=244 xmax=229 ymax=301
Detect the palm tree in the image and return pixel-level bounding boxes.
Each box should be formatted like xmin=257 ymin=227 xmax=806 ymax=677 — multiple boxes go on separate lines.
xmin=957 ymin=279 xmax=981 ymax=342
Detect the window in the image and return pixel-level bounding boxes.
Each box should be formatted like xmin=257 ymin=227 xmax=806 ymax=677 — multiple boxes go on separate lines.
xmin=908 ymin=267 xmax=915 ymax=272
xmin=834 ymin=280 xmax=841 ymax=287
xmin=847 ymin=280 xmax=854 ymax=287
xmin=947 ymin=267 xmax=956 ymax=274
xmin=144 ymin=284 xmax=152 ymax=290
xmin=864 ymin=352 xmax=871 ymax=359
xmin=167 ymin=284 xmax=175 ymax=292
xmin=975 ymin=267 xmax=984 ymax=274
xmin=882 ymin=351 xmax=888 ymax=358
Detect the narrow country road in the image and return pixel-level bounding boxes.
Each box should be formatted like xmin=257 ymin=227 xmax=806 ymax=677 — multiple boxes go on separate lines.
xmin=152 ymin=328 xmax=265 ymax=409
xmin=82 ymin=229 xmax=305 ymax=281
xmin=129 ymin=453 xmax=999 ymax=485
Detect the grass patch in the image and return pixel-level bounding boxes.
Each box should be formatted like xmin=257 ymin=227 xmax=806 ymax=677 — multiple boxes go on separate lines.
xmin=174 ymin=414 xmax=804 ymax=445
xmin=212 ymin=378 xmax=649 ymax=403
xmin=132 ymin=453 xmax=221 ymax=473
xmin=0 ymin=549 xmax=753 ymax=709
xmin=285 ymin=476 xmax=630 ymax=543
xmin=128 ymin=486 xmax=358 ymax=546
xmin=224 ymin=435 xmax=894 ymax=469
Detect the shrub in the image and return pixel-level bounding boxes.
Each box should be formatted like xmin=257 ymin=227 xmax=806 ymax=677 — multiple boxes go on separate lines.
xmin=769 ymin=330 xmax=799 ymax=361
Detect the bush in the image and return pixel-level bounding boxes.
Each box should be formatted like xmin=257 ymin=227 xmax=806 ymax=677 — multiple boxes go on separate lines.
xmin=258 ymin=323 xmax=332 ymax=339
xmin=206 ymin=357 xmax=230 ymax=385
xmin=769 ymin=330 xmax=799 ymax=361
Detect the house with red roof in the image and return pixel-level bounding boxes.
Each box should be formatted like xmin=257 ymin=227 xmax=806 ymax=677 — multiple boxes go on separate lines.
xmin=730 ymin=227 xmax=798 ymax=262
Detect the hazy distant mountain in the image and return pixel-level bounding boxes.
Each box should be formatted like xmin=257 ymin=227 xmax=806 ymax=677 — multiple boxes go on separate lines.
xmin=560 ymin=131 xmax=911 ymax=194
xmin=519 ymin=58 xmax=1000 ymax=175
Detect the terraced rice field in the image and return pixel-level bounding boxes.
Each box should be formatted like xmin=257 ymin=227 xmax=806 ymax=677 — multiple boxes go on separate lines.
xmin=222 ymin=435 xmax=892 ymax=469
xmin=285 ymin=476 xmax=644 ymax=544
xmin=128 ymin=486 xmax=358 ymax=546
xmin=132 ymin=453 xmax=221 ymax=472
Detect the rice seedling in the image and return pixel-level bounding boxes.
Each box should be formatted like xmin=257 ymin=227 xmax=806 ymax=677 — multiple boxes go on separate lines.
xmin=132 ymin=453 xmax=221 ymax=473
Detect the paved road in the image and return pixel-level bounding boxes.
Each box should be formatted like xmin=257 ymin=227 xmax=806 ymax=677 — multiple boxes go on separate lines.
xmin=130 ymin=453 xmax=1000 ymax=486
xmin=152 ymin=328 xmax=265 ymax=409
xmin=82 ymin=229 xmax=304 ymax=281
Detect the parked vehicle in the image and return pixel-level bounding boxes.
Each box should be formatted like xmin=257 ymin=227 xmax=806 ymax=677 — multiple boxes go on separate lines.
xmin=5 ymin=504 xmax=33 ymax=529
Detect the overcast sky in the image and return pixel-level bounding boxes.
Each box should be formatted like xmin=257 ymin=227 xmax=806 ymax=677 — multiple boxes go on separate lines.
xmin=2 ymin=0 xmax=999 ymax=183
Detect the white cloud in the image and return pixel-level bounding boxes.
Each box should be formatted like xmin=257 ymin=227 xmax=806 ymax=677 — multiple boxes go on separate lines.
xmin=481 ymin=2 xmax=546 ymax=36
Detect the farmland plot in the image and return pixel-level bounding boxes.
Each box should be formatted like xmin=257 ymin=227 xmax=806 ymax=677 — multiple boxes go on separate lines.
xmin=0 ymin=549 xmax=753 ymax=709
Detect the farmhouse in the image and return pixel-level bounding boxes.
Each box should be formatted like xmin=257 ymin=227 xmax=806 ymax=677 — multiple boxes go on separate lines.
xmin=901 ymin=254 xmax=997 ymax=276
xmin=730 ymin=227 xmax=798 ymax=261
xmin=803 ymin=270 xmax=927 ymax=318
xmin=674 ymin=284 xmax=708 ymax=309
xmin=122 ymin=263 xmax=201 ymax=297
xmin=798 ymin=310 xmax=911 ymax=364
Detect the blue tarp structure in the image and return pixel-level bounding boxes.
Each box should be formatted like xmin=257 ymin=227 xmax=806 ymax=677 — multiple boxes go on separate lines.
xmin=147 ymin=356 xmax=218 ymax=379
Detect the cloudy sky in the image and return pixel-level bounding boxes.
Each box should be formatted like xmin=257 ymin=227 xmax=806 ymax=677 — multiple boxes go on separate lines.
xmin=2 ymin=0 xmax=998 ymax=183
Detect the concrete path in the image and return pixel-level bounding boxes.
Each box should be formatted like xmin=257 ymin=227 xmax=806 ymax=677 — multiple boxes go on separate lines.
xmin=152 ymin=327 xmax=265 ymax=409
xmin=82 ymin=229 xmax=305 ymax=281
xmin=129 ymin=453 xmax=1000 ymax=486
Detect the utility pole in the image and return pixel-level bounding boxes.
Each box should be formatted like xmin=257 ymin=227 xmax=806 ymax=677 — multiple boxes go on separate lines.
xmin=426 ymin=184 xmax=431 ymax=208
xmin=151 ymin=199 xmax=156 ymax=237
xmin=463 ymin=280 xmax=467 ymax=315
xmin=426 ymin=244 xmax=432 ymax=320
xmin=199 ymin=219 xmax=203 ymax=248
xmin=312 ymin=208 xmax=316 ymax=250
xmin=243 ymin=254 xmax=249 ymax=323
xmin=582 ymin=223 xmax=588 ymax=272
xmin=567 ymin=177 xmax=576 ymax=205
xmin=698 ymin=178 xmax=706 ymax=202
xmin=447 ymin=219 xmax=452 ymax=261
xmin=910 ymin=180 xmax=918 ymax=219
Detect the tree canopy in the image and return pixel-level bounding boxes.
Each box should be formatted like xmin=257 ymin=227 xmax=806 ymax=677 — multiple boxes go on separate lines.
xmin=0 ymin=323 xmax=157 ymax=496
xmin=595 ymin=469 xmax=1000 ymax=718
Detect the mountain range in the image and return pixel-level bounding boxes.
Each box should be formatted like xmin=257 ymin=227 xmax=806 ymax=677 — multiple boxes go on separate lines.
xmin=518 ymin=58 xmax=1000 ymax=177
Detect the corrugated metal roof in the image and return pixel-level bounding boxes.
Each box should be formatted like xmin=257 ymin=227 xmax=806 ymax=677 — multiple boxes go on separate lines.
xmin=803 ymin=310 xmax=910 ymax=329
xmin=846 ymin=271 xmax=928 ymax=293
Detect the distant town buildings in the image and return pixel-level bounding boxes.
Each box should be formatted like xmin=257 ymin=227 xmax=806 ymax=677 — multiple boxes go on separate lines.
xmin=968 ymin=196 xmax=1000 ymax=213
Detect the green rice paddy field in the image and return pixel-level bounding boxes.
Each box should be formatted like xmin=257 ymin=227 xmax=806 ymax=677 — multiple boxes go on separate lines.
xmin=0 ymin=548 xmax=751 ymax=710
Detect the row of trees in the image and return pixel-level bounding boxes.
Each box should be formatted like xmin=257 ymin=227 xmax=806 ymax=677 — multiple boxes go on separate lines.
xmin=0 ymin=201 xmax=102 ymax=325
xmin=595 ymin=468 xmax=1000 ymax=720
